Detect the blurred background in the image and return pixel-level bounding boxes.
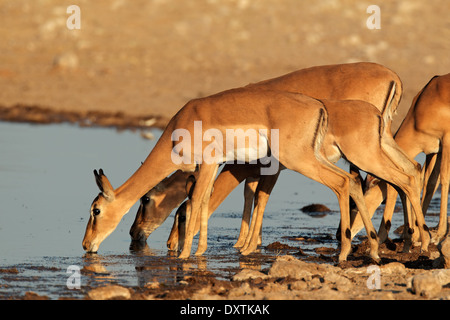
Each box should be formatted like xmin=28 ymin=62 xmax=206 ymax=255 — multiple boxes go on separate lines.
xmin=0 ymin=0 xmax=449 ymax=131
xmin=0 ymin=1 xmax=448 ymax=299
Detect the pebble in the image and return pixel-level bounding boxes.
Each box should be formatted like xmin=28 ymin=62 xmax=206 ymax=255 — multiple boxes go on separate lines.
xmin=410 ymin=274 xmax=441 ymax=298
xmin=86 ymin=285 xmax=131 ymax=300
xmin=409 ymin=269 xmax=450 ymax=298
xmin=232 ymin=269 xmax=268 ymax=281
xmin=53 ymin=52 xmax=79 ymax=70
xmin=439 ymin=235 xmax=450 ymax=268
xmin=268 ymin=256 xmax=314 ymax=281
xmin=380 ymin=262 xmax=406 ymax=274
xmin=323 ymin=272 xmax=352 ymax=292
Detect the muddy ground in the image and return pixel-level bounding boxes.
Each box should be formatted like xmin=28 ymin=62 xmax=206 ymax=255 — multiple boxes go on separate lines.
xmin=3 ymin=234 xmax=450 ymax=301
xmin=1 ymin=0 xmax=450 ymax=302
xmin=121 ymin=239 xmax=450 ymax=301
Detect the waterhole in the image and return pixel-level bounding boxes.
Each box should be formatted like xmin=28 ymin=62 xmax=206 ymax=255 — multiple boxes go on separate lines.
xmin=0 ymin=121 xmax=439 ymax=299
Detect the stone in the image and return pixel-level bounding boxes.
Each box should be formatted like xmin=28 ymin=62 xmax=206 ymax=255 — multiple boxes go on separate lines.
xmin=380 ymin=262 xmax=406 ymax=274
xmin=53 ymin=52 xmax=79 ymax=70
xmin=300 ymin=204 xmax=331 ymax=213
xmin=87 ymin=285 xmax=131 ymax=300
xmin=144 ymin=281 xmax=160 ymax=289
xmin=438 ymin=235 xmax=450 ymax=268
xmin=289 ymin=280 xmax=308 ymax=291
xmin=268 ymin=256 xmax=314 ymax=281
xmin=410 ymin=274 xmax=441 ymax=298
xmin=232 ymin=269 xmax=268 ymax=281
xmin=324 ymin=272 xmax=352 ymax=292
xmin=430 ymin=269 xmax=450 ymax=286
xmin=23 ymin=291 xmax=49 ymax=300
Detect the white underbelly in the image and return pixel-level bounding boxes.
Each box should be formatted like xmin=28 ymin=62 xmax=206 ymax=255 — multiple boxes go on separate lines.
xmin=224 ymin=147 xmax=267 ymax=162
xmin=224 ymin=135 xmax=269 ymax=163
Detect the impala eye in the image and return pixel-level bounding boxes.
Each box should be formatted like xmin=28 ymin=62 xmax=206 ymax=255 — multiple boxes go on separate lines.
xmin=93 ymin=208 xmax=101 ymax=216
xmin=142 ymin=196 xmax=150 ymax=204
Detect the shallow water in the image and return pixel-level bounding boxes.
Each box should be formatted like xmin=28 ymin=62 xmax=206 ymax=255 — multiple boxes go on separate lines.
xmin=0 ymin=121 xmax=442 ymax=299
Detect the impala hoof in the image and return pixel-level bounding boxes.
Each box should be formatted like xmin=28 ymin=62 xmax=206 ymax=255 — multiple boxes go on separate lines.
xmin=178 ymin=251 xmax=190 ymax=259
xmin=195 ymin=248 xmax=206 ymax=256
xmin=370 ymin=255 xmax=381 ymax=265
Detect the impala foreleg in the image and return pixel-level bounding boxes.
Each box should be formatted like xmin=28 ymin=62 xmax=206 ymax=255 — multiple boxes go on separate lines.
xmin=240 ymin=172 xmax=280 ymax=256
xmin=195 ymin=164 xmax=219 ymax=256
xmin=378 ymin=184 xmax=398 ymax=244
xmin=349 ymin=179 xmax=387 ymax=239
xmin=234 ymin=177 xmax=259 ymax=248
xmin=179 ymin=163 xmax=219 ymax=259
xmin=421 ymin=153 xmax=440 ymax=214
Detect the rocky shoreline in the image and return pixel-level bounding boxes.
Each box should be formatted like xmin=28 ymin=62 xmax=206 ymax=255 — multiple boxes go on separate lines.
xmin=17 ymin=236 xmax=450 ymax=300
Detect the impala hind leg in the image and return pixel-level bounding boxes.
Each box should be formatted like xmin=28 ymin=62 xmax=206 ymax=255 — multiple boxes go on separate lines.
xmin=347 ymin=171 xmax=380 ymax=262
xmin=401 ymin=181 xmax=430 ymax=253
xmin=283 ymin=158 xmax=369 ymax=262
xmin=317 ymin=161 xmax=380 ymax=262
xmin=319 ymin=172 xmax=354 ymax=262
xmin=399 ymin=190 xmax=415 ymax=252
xmin=377 ymin=183 xmax=417 ymax=250
xmin=435 ymin=142 xmax=450 ymax=243
xmin=336 ymin=165 xmax=364 ymax=241
xmin=358 ymin=151 xmax=430 ymax=253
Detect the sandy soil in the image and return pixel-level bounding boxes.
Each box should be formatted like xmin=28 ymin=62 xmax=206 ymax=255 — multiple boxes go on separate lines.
xmin=1 ymin=0 xmax=449 ymax=131
xmin=1 ymin=0 xmax=450 ymax=302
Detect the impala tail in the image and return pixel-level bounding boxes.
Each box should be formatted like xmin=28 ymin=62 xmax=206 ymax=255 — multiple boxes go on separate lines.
xmin=381 ymin=81 xmax=397 ymax=131
xmin=313 ymin=107 xmax=329 ymax=160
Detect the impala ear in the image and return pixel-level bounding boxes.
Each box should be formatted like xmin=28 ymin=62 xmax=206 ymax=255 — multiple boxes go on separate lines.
xmin=94 ymin=169 xmax=115 ymax=201
xmin=185 ymin=175 xmax=196 ymax=200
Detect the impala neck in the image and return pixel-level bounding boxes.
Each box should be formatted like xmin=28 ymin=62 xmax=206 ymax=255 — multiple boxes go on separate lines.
xmin=115 ymin=134 xmax=179 ymax=213
xmin=394 ymin=120 xmax=423 ymax=161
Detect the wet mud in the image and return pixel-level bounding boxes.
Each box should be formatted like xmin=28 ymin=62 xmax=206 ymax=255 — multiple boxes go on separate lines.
xmin=1 ymin=231 xmax=448 ymax=300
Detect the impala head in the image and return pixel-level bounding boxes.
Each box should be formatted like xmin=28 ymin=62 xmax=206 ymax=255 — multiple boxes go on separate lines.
xmin=130 ymin=173 xmax=197 ymax=242
xmin=82 ymin=169 xmax=125 ymax=253
xmin=129 ymin=189 xmax=168 ymax=242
